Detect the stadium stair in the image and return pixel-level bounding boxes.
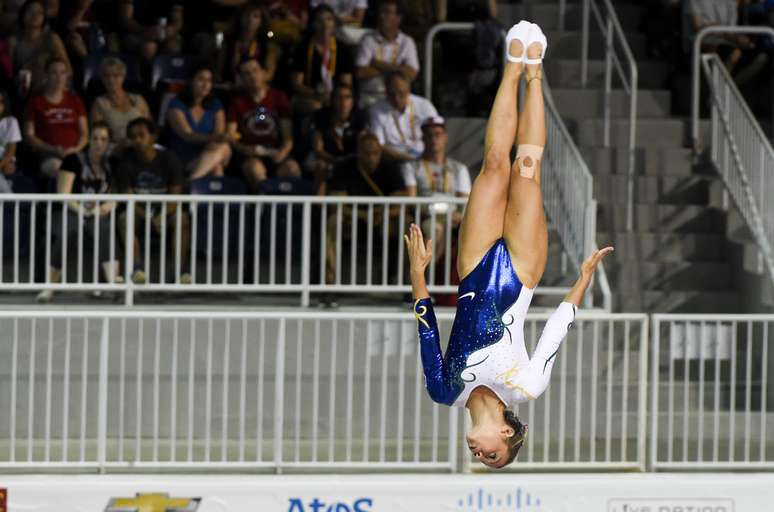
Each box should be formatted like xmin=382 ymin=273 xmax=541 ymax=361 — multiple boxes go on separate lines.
xmin=509 ymin=0 xmax=742 ymax=312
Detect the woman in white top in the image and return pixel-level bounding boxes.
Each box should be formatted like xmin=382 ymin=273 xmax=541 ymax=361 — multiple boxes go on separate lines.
xmin=405 ymin=21 xmax=613 ymax=468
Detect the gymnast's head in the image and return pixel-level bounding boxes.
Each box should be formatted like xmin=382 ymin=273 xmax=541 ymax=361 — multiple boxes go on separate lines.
xmin=466 ymin=397 xmax=527 ymax=469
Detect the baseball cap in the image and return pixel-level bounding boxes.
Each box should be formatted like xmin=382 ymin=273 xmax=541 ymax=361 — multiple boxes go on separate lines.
xmin=421 ymin=116 xmax=446 ymax=130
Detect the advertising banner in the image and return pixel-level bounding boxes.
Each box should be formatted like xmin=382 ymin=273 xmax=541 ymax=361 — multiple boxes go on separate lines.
xmin=0 ymin=473 xmax=771 ymax=512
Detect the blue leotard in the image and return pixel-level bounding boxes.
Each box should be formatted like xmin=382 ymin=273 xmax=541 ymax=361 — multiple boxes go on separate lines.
xmin=414 ymin=238 xmax=576 ymax=407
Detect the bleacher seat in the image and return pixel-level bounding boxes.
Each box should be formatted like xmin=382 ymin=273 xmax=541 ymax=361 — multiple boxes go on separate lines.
xmin=190 ymin=176 xmax=250 ymax=261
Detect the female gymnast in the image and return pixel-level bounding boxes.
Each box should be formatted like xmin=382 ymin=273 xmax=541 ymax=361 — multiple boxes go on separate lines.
xmin=405 ymin=20 xmax=613 ymax=469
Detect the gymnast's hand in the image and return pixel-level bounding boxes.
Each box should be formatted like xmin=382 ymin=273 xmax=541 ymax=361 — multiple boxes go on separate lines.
xmin=404 ymin=223 xmax=433 ymax=277
xmin=581 ymin=246 xmax=614 ymax=280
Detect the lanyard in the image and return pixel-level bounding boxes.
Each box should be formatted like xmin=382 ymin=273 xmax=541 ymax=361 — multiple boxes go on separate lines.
xmin=421 ymin=159 xmax=449 ymax=193
xmin=358 ymin=167 xmax=384 ymax=196
xmin=306 ymin=37 xmax=337 ymax=85
xmin=376 ymin=37 xmax=400 ymax=64
xmin=391 ymin=100 xmax=415 ymax=144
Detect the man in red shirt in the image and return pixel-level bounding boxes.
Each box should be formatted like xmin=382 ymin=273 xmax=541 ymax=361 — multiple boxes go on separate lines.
xmin=23 ymin=57 xmax=88 ymax=180
xmin=227 ymin=57 xmax=301 ymax=192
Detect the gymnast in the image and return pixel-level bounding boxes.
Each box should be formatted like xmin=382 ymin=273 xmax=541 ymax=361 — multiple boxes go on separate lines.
xmin=405 ymin=20 xmax=613 ymax=469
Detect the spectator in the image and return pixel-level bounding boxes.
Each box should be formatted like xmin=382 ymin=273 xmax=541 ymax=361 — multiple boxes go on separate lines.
xmin=324 ymin=131 xmax=405 ymax=287
xmin=36 ymin=121 xmax=123 ymax=303
xmin=308 ymin=82 xmax=365 ymax=193
xmin=115 ymin=0 xmax=184 ymax=64
xmin=228 ymin=57 xmax=301 ymax=191
xmin=290 ymin=3 xmax=354 ymax=114
xmin=309 ymin=0 xmax=367 ymax=44
xmin=23 ymin=57 xmax=88 ymax=181
xmin=166 ymin=64 xmax=232 ymax=180
xmin=11 ymin=0 xmax=71 ymax=96
xmin=115 ymin=117 xmax=191 ymax=284
xmin=90 ymin=57 xmax=151 ymax=144
xmin=683 ymin=0 xmax=769 ymax=84
xmin=222 ymin=3 xmax=279 ymax=82
xmin=355 ymin=0 xmax=419 ymax=108
xmin=368 ymin=69 xmax=438 ymax=162
xmin=0 ymin=88 xmax=21 ymax=189
xmin=402 ymin=116 xmax=470 ymax=264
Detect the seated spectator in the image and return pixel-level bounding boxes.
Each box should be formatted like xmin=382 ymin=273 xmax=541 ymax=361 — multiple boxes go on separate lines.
xmin=90 ymin=57 xmax=151 ymax=144
xmin=166 ymin=64 xmax=232 ymax=180
xmin=290 ymin=4 xmax=354 ymax=114
xmin=324 ymin=132 xmax=405 ymax=287
xmin=115 ymin=0 xmax=184 ymax=64
xmin=308 ymin=83 xmax=365 ymax=193
xmin=355 ymin=0 xmax=419 ymax=108
xmin=368 ymin=70 xmax=438 ymax=162
xmin=0 ymin=89 xmax=21 ymax=191
xmin=227 ymin=57 xmax=301 ymax=191
xmin=402 ymin=116 xmax=470 ymax=265
xmin=115 ymin=117 xmax=191 ymax=284
xmin=23 ymin=57 xmax=88 ymax=181
xmin=222 ymin=3 xmax=279 ymax=82
xmin=311 ymin=0 xmax=366 ymax=27
xmin=11 ymin=0 xmax=71 ymax=96
xmin=36 ymin=122 xmax=123 ymax=303
xmin=683 ymin=0 xmax=769 ymax=84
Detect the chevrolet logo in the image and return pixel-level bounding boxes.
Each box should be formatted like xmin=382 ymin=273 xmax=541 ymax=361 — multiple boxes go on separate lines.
xmin=105 ymin=493 xmax=200 ymax=512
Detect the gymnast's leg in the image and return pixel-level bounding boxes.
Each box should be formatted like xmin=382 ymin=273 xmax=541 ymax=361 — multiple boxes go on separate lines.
xmin=456 ymin=22 xmax=530 ymax=280
xmin=503 ymin=23 xmax=548 ymax=290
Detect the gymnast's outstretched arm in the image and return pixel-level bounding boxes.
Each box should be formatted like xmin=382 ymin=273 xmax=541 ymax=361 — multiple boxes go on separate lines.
xmin=405 ymin=223 xmax=457 ymax=405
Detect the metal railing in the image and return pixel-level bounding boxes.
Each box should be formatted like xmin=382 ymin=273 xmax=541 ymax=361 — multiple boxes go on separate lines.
xmin=651 ymin=314 xmax=774 ymax=470
xmin=0 ymin=194 xmax=576 ymax=306
xmin=701 ymin=53 xmax=774 ymax=291
xmin=0 ymin=309 xmax=647 ymax=472
xmin=581 ymin=0 xmax=638 ymax=232
xmin=691 ymin=25 xmax=774 ymax=151
xmin=424 ymin=22 xmax=611 ymax=309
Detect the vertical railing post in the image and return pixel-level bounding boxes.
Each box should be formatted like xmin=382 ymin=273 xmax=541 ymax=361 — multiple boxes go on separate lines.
xmin=638 ymin=317 xmax=648 ymax=471
xmin=274 ymin=318 xmax=286 ymax=473
xmin=300 ymin=202 xmax=312 ymax=307
xmin=603 ymin=15 xmax=612 ymax=147
xmin=124 ymin=199 xmax=135 ymax=306
xmin=649 ymin=316 xmax=661 ymax=470
xmin=581 ymin=0 xmax=590 ymax=86
xmin=97 ymin=316 xmax=110 ymax=472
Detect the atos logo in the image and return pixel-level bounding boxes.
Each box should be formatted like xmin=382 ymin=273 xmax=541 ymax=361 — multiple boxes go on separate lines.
xmin=287 ymin=497 xmax=373 ymax=512
xmin=457 ymin=487 xmax=544 ymax=511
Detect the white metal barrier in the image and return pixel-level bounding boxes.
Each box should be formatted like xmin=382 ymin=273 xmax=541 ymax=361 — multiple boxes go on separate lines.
xmin=651 ymin=314 xmax=774 ymax=470
xmin=424 ymin=22 xmax=611 ymax=310
xmin=0 ymin=194 xmax=576 ymax=306
xmin=701 ymin=53 xmax=774 ymax=292
xmin=581 ymin=0 xmax=638 ymax=232
xmin=0 ymin=310 xmax=647 ymax=472
xmin=691 ymin=25 xmax=774 ymax=150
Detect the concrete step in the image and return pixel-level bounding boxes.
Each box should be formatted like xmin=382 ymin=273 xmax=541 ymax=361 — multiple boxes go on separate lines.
xmin=606 ymin=261 xmax=732 ymax=291
xmin=593 ymin=175 xmax=717 ymax=205
xmin=545 ymin=59 xmax=668 ymax=89
xmin=548 ymin=30 xmax=647 ymax=60
xmin=581 ymin=147 xmax=695 ymax=177
xmin=596 ymin=204 xmax=726 ymax=233
xmin=552 ymin=88 xmax=671 ymax=120
xmin=522 ymin=2 xmax=644 ymax=32
xmin=576 ymin=118 xmax=710 ymax=149
xmin=597 ymin=232 xmax=728 ymax=262
xmin=616 ymin=290 xmax=741 ymax=313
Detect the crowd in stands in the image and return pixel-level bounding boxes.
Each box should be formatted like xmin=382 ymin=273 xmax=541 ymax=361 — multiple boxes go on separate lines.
xmin=0 ymin=0 xmax=488 ymax=299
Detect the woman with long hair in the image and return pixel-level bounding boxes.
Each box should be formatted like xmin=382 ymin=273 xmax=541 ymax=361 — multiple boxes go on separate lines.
xmin=405 ymin=20 xmax=613 ymax=468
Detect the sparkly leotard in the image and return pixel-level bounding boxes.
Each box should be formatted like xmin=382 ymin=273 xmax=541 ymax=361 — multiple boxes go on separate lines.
xmin=414 ymin=238 xmax=576 ymax=407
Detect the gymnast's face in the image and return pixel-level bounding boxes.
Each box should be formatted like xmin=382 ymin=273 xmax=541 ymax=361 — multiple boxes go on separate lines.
xmin=466 ymin=423 xmax=514 ymax=468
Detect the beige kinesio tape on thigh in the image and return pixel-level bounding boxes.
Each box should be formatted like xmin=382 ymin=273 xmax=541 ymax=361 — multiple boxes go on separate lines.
xmin=516 ymin=144 xmax=544 ymax=179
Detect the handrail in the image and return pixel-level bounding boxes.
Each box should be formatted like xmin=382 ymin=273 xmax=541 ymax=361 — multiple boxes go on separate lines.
xmin=581 ymin=0 xmax=638 ymax=232
xmin=424 ymin=22 xmax=612 ymax=310
xmin=700 ymin=53 xmax=774 ymax=291
xmin=691 ymin=25 xmax=774 ymax=150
